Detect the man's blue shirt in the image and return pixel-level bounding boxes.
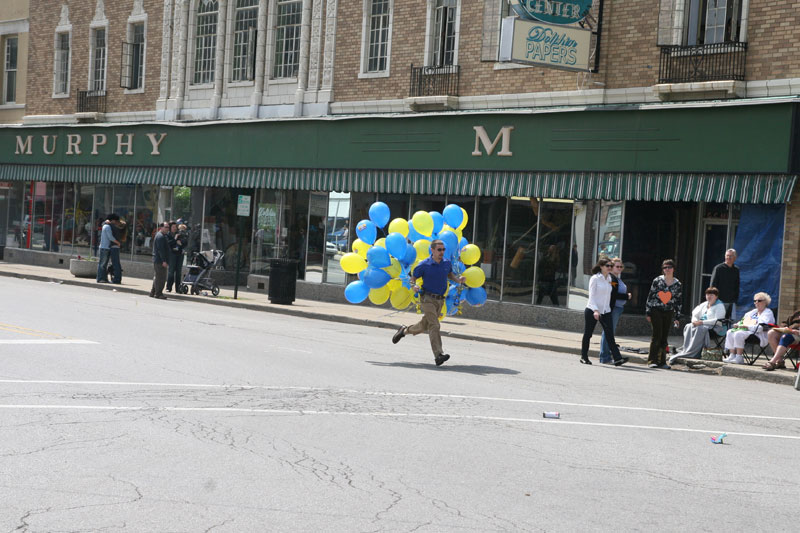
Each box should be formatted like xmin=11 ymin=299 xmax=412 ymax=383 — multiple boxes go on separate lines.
xmin=412 ymin=257 xmax=452 ymax=295
xmin=99 ymin=224 xmax=115 ymax=249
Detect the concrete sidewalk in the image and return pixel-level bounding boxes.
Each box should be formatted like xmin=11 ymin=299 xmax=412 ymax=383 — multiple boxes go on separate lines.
xmin=0 ymin=261 xmax=797 ymax=387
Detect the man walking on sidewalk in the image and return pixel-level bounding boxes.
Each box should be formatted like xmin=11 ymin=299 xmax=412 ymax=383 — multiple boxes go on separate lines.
xmin=96 ymin=214 xmax=120 ymax=284
xmin=392 ymin=239 xmax=466 ymax=366
xmin=710 ymin=249 xmax=740 ymax=319
xmin=150 ymin=222 xmax=170 ymax=299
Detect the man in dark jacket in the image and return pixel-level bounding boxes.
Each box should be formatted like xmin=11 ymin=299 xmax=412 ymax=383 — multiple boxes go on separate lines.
xmin=709 ymin=248 xmax=740 ymax=319
xmin=150 ymin=222 xmax=170 ymax=299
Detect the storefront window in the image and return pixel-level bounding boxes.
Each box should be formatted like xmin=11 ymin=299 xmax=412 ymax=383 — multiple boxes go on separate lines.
xmin=503 ymin=197 xmax=539 ymax=303
xmin=567 ymin=200 xmax=600 ymax=310
xmin=284 ymin=190 xmax=309 ymax=278
xmin=133 ymin=185 xmax=159 ymax=262
xmin=93 ymin=186 xmax=113 ymax=257
xmin=73 ymin=184 xmax=94 ymax=257
xmin=252 ymin=189 xmax=281 ymax=275
xmin=60 ymin=184 xmax=76 ymax=255
xmin=173 ymin=186 xmax=193 ymax=224
xmin=324 ymin=191 xmax=350 ymax=285
xmin=202 ymin=187 xmax=254 ymax=270
xmin=44 ymin=183 xmax=65 ymax=253
xmin=598 ymin=200 xmax=624 ymax=259
xmin=306 ymin=192 xmax=328 ymax=283
xmin=377 ymin=193 xmax=410 ymax=224
xmin=114 ymin=185 xmax=136 ymax=258
xmin=23 ymin=182 xmax=47 ymax=250
xmin=0 ymin=182 xmax=24 ymax=249
xmin=446 ymin=195 xmax=476 ymax=242
xmin=534 ymin=199 xmax=572 ymax=307
xmin=473 ymin=196 xmax=506 ymax=301
xmin=410 ymin=194 xmax=445 ymax=218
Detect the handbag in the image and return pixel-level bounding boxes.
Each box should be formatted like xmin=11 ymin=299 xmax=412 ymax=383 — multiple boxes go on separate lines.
xmin=701 ymin=347 xmax=724 ymax=361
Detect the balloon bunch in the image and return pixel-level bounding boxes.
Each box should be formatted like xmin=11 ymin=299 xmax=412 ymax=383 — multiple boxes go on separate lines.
xmin=341 ymin=201 xmax=488 ymax=320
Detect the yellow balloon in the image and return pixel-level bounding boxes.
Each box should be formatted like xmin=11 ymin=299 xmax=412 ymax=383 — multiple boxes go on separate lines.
xmin=352 ymin=239 xmax=370 ymax=259
xmin=388 ymin=218 xmax=409 ymax=237
xmin=387 ymin=278 xmax=402 ymax=291
xmin=374 ymin=237 xmax=386 ymax=248
xmin=368 ymin=285 xmax=391 ymax=305
xmin=453 ymin=227 xmax=462 ymax=241
xmin=460 ymin=244 xmax=481 ymax=265
xmin=390 ymin=287 xmax=413 ymax=309
xmin=464 ymin=266 xmax=486 ymax=288
xmin=340 ymin=252 xmax=368 ymax=274
xmin=383 ymin=257 xmax=401 ymax=278
xmin=413 ymin=239 xmax=431 ymax=261
xmin=458 ymin=207 xmax=469 ymax=231
xmin=411 ymin=211 xmax=434 ymax=237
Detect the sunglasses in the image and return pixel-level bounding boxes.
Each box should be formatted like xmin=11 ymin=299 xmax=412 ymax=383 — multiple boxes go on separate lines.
xmin=754 ymin=299 xmax=764 ymax=303
xmin=662 ymin=266 xmax=673 ymax=269
xmin=434 ymin=248 xmax=445 ymax=252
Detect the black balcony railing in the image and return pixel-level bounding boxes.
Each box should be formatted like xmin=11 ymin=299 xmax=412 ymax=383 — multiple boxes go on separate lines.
xmin=77 ymin=89 xmax=107 ymax=113
xmin=658 ymin=42 xmax=747 ymax=84
xmin=409 ymin=64 xmax=460 ymax=97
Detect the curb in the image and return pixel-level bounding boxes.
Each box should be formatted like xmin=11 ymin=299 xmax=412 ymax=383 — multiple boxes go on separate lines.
xmin=2 ymin=269 xmax=795 ymax=386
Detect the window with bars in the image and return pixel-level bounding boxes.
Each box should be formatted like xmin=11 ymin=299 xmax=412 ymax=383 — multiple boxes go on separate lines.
xmin=121 ymin=23 xmax=145 ymax=90
xmin=55 ymin=33 xmax=70 ymax=95
xmin=193 ymin=0 xmax=219 ymax=84
xmin=4 ymin=36 xmax=18 ymax=103
xmin=91 ymin=28 xmax=107 ymax=91
xmin=233 ymin=0 xmax=258 ymax=81
xmin=273 ymin=0 xmax=302 ymax=79
xmin=366 ymin=0 xmax=390 ymax=72
xmin=431 ymin=0 xmax=457 ymax=67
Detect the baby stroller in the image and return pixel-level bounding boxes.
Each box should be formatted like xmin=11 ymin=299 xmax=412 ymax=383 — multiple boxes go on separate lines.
xmin=179 ymin=250 xmax=224 ymax=296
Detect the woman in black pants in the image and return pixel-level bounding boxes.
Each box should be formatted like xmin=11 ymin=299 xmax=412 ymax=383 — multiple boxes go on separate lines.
xmin=581 ymin=259 xmax=629 ymax=366
xmin=165 ymin=222 xmax=186 ymax=292
xmin=645 ymin=259 xmax=683 ymax=369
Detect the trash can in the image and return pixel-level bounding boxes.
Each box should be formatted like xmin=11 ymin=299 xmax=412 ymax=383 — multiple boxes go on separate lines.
xmin=268 ymin=258 xmax=298 ymax=305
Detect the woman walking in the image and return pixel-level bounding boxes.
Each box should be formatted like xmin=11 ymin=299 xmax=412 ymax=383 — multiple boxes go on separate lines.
xmin=645 ymin=259 xmax=683 ymax=369
xmin=580 ymin=259 xmax=629 ymax=366
xmin=598 ymin=257 xmax=631 ymax=364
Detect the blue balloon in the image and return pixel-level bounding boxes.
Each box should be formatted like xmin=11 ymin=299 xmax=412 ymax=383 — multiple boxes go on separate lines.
xmin=466 ymin=286 xmax=488 ymax=306
xmin=429 ymin=211 xmax=445 ymax=234
xmin=407 ymin=221 xmax=424 ymax=243
xmin=439 ymin=230 xmax=459 ymax=259
xmin=367 ymin=246 xmax=391 ymax=268
xmin=362 ymin=267 xmax=391 ymax=289
xmin=356 ymin=219 xmax=377 ymax=245
xmin=385 ymin=232 xmax=407 ymax=260
xmin=443 ymin=204 xmax=464 ymax=229
xmin=402 ymin=243 xmax=417 ymax=265
xmin=369 ymin=201 xmax=391 ymax=228
xmin=459 ymin=237 xmax=468 ymax=251
xmin=344 ymin=280 xmax=370 ymax=303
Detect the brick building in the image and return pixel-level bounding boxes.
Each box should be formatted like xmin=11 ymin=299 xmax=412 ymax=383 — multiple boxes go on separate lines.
xmin=2 ymin=0 xmax=800 ymax=334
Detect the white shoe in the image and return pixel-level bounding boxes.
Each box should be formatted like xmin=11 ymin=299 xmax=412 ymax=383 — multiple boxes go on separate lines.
xmin=730 ymin=354 xmax=745 ymax=365
xmin=648 ymin=363 xmax=659 ymax=368
xmin=722 ymin=354 xmax=733 ymax=363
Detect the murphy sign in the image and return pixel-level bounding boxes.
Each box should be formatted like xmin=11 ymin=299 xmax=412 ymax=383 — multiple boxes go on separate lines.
xmin=499 ymin=16 xmax=592 ymax=72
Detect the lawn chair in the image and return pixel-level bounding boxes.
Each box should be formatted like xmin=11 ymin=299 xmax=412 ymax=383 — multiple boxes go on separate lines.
xmin=741 ymin=323 xmax=773 ymax=366
xmin=708 ymin=318 xmax=732 ymax=351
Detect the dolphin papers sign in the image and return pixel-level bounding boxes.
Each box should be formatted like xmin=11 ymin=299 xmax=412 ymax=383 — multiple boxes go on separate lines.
xmin=499 ymin=17 xmax=592 ymax=72
xmin=508 ymin=0 xmax=593 ymax=26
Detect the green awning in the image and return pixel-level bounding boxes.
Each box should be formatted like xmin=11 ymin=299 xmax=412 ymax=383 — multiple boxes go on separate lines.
xmin=0 ymin=164 xmax=795 ymax=204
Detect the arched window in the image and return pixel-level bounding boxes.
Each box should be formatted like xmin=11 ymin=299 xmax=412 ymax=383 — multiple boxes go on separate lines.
xmin=193 ymin=0 xmax=219 ymax=84
xmin=232 ymin=0 xmax=259 ymax=81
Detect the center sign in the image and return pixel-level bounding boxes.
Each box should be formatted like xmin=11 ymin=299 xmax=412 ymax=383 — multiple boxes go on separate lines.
xmin=508 ymin=0 xmax=594 ymax=26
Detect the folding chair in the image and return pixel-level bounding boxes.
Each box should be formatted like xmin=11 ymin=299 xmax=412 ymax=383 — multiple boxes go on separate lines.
xmin=708 ymin=318 xmax=732 ymax=351
xmin=785 ymin=342 xmax=800 ymax=370
xmin=741 ymin=323 xmax=773 ymax=366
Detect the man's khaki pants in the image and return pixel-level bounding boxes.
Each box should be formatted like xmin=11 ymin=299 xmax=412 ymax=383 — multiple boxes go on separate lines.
xmin=406 ymin=294 xmax=444 ymax=356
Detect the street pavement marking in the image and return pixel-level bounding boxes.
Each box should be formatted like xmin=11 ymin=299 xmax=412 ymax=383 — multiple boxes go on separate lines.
xmin=0 ymin=403 xmax=797 ymax=440
xmin=0 ymin=379 xmax=798 ymax=423
xmin=0 ymin=340 xmax=98 ymax=345
xmin=0 ymin=323 xmax=64 ymax=339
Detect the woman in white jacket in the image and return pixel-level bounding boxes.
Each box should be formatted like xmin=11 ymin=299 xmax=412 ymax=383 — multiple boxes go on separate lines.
xmin=723 ymin=292 xmax=775 ymax=364
xmin=669 ymin=287 xmax=726 ymax=363
xmin=580 ymin=259 xmax=629 ymax=366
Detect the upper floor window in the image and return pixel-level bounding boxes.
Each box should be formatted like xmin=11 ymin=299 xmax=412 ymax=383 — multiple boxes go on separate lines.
xmin=90 ymin=28 xmax=107 ymax=91
xmin=364 ymin=0 xmax=391 ymax=73
xmin=193 ymin=0 xmax=219 ymax=84
xmin=273 ymin=0 xmax=302 ymax=79
xmin=232 ymin=0 xmax=259 ymax=81
xmin=429 ymin=0 xmax=458 ymax=67
xmin=685 ymin=0 xmax=743 ymax=45
xmin=3 ymin=36 xmax=18 ymax=103
xmin=121 ymin=23 xmax=146 ymax=90
xmin=54 ymin=32 xmax=70 ymax=95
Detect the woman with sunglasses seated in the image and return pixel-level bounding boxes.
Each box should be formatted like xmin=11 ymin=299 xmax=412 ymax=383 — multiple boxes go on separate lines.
xmin=669 ymin=287 xmax=726 ymax=363
xmin=580 ymin=259 xmax=629 ymax=366
xmin=723 ymin=292 xmax=775 ymax=365
xmin=762 ymin=310 xmax=800 ymax=371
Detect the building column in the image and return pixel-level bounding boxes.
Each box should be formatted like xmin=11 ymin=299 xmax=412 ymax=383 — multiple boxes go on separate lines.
xmin=293 ymin=0 xmax=313 ymax=117
xmin=167 ymin=0 xmax=191 ymax=121
xmin=157 ymin=0 xmax=174 ymax=114
xmin=211 ymin=0 xmax=229 ymax=119
xmin=250 ymin=0 xmax=269 ymax=118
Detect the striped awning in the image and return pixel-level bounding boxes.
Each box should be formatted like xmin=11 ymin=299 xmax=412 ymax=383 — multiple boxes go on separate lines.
xmin=0 ymin=164 xmax=795 ymax=204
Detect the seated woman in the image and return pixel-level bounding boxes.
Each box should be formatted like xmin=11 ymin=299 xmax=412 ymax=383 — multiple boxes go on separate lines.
xmin=723 ymin=292 xmax=775 ymax=364
xmin=669 ymin=287 xmax=726 ymax=363
xmin=763 ymin=310 xmax=800 ymax=371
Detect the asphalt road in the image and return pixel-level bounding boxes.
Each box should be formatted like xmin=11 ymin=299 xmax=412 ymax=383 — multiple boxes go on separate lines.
xmin=0 ymin=277 xmax=798 ymax=532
